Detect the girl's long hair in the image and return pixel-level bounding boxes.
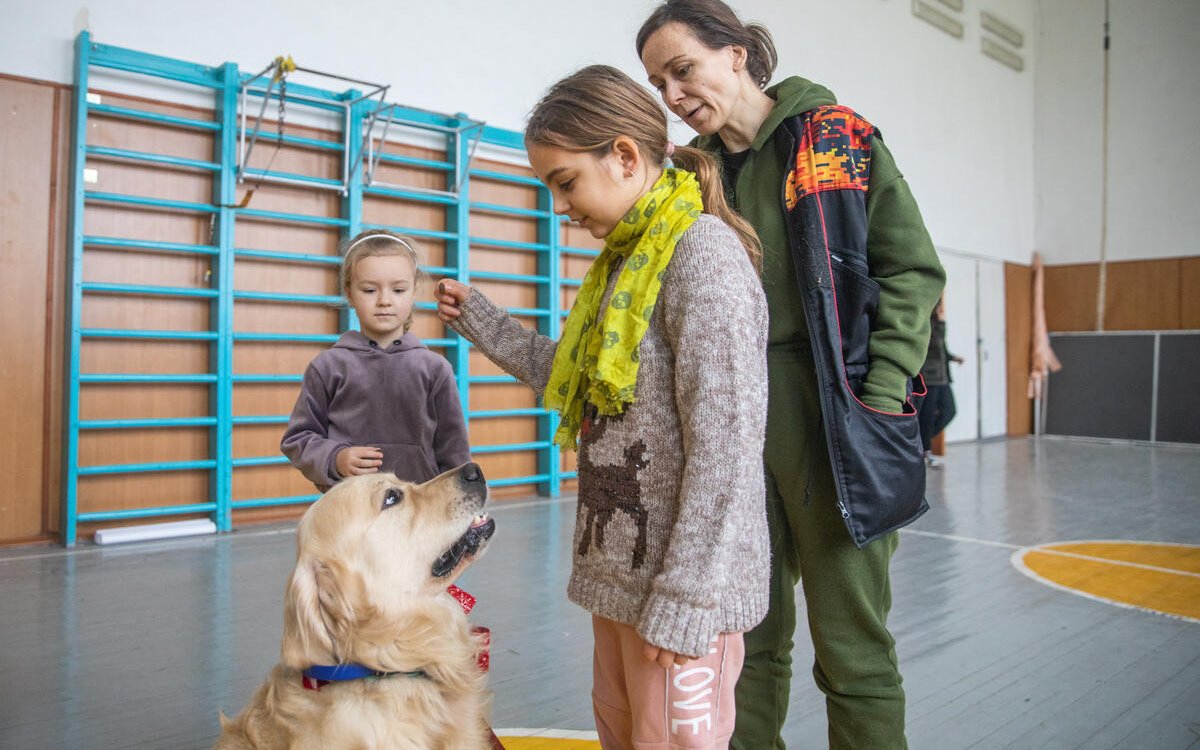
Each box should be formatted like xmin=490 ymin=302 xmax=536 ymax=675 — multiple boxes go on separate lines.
xmin=525 ymin=64 xmax=760 ymax=269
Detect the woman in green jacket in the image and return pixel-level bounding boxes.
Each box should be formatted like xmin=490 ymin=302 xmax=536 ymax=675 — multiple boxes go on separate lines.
xmin=637 ymin=2 xmax=946 ymax=748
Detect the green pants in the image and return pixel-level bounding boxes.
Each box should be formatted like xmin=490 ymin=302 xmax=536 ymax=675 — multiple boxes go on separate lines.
xmin=732 ymin=348 xmax=906 ymax=750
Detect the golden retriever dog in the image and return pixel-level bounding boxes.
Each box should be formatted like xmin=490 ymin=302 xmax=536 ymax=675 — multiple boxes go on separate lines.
xmin=215 ymin=463 xmax=496 ymax=750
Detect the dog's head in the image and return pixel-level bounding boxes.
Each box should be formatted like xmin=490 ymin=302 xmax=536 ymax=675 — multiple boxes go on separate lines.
xmin=280 ymin=463 xmax=495 ymax=673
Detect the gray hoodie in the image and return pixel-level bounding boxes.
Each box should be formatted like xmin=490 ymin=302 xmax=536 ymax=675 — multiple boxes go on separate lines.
xmin=281 ymin=331 xmax=470 ymax=490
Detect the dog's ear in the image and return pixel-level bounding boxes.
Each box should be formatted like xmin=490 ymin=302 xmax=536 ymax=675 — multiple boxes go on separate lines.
xmin=281 ymin=557 xmax=364 ymax=667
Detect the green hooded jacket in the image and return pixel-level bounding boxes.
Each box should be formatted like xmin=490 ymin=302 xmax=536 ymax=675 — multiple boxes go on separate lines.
xmin=694 ymin=76 xmax=945 ymax=412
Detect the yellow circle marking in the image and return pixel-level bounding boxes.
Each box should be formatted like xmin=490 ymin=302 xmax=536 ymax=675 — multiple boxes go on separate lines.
xmin=1014 ymin=541 xmax=1200 ymax=622
xmin=495 ymin=729 xmax=601 ymax=749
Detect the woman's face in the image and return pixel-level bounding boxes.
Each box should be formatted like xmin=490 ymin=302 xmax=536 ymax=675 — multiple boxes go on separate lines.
xmin=640 ymin=21 xmax=748 ymax=136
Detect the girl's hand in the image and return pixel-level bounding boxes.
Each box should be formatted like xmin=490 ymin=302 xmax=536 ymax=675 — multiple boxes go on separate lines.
xmin=436 ymin=279 xmax=472 ymax=323
xmin=643 ymin=641 xmax=692 ymax=669
xmin=336 ymin=446 xmax=383 ymax=478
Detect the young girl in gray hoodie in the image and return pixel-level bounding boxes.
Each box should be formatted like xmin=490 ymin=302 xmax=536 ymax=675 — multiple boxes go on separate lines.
xmin=281 ymin=231 xmax=470 ymax=491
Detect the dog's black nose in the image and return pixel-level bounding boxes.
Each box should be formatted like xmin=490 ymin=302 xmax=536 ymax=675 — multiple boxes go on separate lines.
xmin=461 ymin=462 xmax=484 ymax=484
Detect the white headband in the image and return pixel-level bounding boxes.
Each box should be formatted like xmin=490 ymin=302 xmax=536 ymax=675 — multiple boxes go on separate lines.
xmin=346 ymin=233 xmax=418 ymax=260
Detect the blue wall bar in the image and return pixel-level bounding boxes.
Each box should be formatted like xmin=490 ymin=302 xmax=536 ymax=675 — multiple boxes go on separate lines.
xmin=63 ymin=35 xmax=582 ymax=545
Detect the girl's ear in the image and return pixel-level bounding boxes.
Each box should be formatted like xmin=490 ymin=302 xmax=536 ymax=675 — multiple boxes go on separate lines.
xmin=611 ymin=136 xmax=642 ymax=177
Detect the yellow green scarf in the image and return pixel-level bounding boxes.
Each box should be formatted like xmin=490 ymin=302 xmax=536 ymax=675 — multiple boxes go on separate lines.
xmin=545 ymin=168 xmax=703 ymax=449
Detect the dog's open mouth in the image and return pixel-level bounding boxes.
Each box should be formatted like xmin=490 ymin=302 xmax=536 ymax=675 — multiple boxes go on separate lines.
xmin=431 ymin=514 xmax=496 ymax=578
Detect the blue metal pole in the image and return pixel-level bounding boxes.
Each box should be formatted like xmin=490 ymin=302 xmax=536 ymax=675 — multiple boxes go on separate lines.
xmin=340 ymin=89 xmax=364 ymax=334
xmin=448 ymin=117 xmax=472 ymax=427
xmin=62 ymin=30 xmax=91 ymax=546
xmin=212 ymin=62 xmax=238 ymax=532
xmin=537 ymin=182 xmax=562 ymax=496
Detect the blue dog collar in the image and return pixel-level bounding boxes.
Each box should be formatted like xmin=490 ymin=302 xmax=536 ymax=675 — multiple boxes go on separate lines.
xmin=302 ymin=663 xmax=426 ymax=690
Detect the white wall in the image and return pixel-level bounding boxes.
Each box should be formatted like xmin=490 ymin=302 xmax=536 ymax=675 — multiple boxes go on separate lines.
xmin=1036 ymin=0 xmax=1200 ymax=264
xmin=0 ymin=0 xmax=1037 ymax=265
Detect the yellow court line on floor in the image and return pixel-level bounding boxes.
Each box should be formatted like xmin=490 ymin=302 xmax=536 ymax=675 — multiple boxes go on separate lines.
xmin=1040 ymin=541 xmax=1200 ymax=575
xmin=1013 ymin=541 xmax=1200 ymax=623
xmin=495 ymin=728 xmax=601 ymax=749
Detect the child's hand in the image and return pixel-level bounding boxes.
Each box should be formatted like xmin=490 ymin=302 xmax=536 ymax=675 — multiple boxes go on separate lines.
xmin=436 ymin=279 xmax=472 ymax=323
xmin=643 ymin=641 xmax=692 ymax=669
xmin=335 ymin=446 xmax=383 ymax=478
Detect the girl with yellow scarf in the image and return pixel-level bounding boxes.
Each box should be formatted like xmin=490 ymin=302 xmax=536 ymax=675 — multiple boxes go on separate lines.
xmin=437 ymin=64 xmax=768 ymax=750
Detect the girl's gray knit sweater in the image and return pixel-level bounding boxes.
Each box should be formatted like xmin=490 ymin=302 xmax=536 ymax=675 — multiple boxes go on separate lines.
xmin=451 ymin=214 xmax=770 ymax=657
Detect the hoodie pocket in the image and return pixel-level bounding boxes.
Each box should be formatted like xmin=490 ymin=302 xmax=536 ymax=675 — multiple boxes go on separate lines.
xmin=374 ymin=442 xmax=438 ymax=484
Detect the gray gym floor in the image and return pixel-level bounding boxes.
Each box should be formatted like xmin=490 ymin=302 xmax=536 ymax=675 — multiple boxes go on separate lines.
xmin=1 ymin=437 xmax=1198 ymax=749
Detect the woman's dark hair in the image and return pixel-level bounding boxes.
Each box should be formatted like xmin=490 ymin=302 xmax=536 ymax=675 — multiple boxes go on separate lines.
xmin=636 ymin=0 xmax=779 ymax=89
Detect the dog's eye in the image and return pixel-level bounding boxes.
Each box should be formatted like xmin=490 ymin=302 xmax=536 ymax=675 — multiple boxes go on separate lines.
xmin=382 ymin=488 xmax=403 ymax=510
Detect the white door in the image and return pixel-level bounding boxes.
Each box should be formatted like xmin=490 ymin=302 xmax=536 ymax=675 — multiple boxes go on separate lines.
xmin=977 ymin=259 xmax=1007 ymax=438
xmin=940 ymin=253 xmax=979 ymax=443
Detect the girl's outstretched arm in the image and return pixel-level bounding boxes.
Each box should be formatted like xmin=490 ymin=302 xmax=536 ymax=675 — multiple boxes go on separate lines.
xmin=436 ymin=279 xmax=558 ymax=395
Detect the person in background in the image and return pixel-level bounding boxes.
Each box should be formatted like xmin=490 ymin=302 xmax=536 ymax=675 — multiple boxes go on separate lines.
xmin=918 ymin=296 xmax=964 ymax=467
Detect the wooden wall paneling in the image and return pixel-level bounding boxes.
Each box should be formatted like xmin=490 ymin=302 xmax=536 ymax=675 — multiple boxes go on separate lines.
xmin=562 ymin=223 xmax=600 ymax=250
xmin=76 ymin=470 xmax=209 ymax=527
xmin=88 ymin=110 xmax=215 ymax=163
xmin=232 ymin=464 xmax=314 ymax=502
xmin=83 ymin=287 xmax=212 ymax=329
xmin=76 ymin=417 xmax=212 ymax=522
xmin=80 ymin=383 xmax=208 ymax=421
xmin=232 ymin=383 xmax=301 ymax=422
xmin=80 ymin=339 xmax=210 ymax=374
xmin=230 ymin=132 xmax=342 ymax=512
xmin=1103 ymin=258 xmax=1182 ymax=330
xmin=73 ymin=93 xmax=230 ymax=537
xmin=78 ymin=428 xmax=210 ymax=467
xmin=468 ymin=414 xmax=539 ymax=446
xmin=472 ymin=279 xmax=539 ymax=311
xmin=411 ymin=311 xmax=444 ymax=340
xmin=372 ymin=141 xmax=451 ymax=194
xmin=84 ymin=247 xmax=211 ymax=291
xmin=363 ymin=197 xmax=447 ymax=241
xmin=86 ymin=153 xmax=214 ymax=206
xmin=471 ymin=384 xmax=537 ymax=416
xmin=237 ymin=179 xmax=341 ymax=225
xmin=44 ymin=86 xmax=73 ymax=535
xmin=1182 ymin=257 xmax=1200 ymax=329
xmin=0 ymin=78 xmax=56 ymax=542
xmin=468 ymin=350 xmax=508 ymax=378
xmin=471 ymin=168 xmax=540 ymax=212
xmin=1004 ymin=263 xmax=1033 ymax=435
xmin=234 ymin=258 xmax=337 ymax=297
xmin=472 ymin=212 xmax=539 ymax=245
xmin=232 ymin=299 xmax=340 ymax=335
xmin=232 ymin=341 xmax=327 ymax=375
xmin=235 ymin=221 xmax=340 ymax=257
xmin=232 ymin=422 xmax=296 ymax=459
xmin=1043 ymin=262 xmax=1099 ymax=332
xmin=472 ymin=246 xmax=540 ymax=276
xmin=83 ymin=203 xmax=213 ymax=248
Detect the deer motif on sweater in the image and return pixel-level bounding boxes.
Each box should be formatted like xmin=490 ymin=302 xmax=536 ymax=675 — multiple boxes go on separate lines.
xmin=577 ymin=412 xmax=650 ymax=569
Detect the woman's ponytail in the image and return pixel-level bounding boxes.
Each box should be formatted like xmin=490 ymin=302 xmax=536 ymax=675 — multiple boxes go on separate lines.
xmin=672 ymin=145 xmax=761 ymax=272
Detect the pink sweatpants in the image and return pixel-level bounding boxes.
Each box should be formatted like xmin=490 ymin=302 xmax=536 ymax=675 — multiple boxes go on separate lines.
xmin=591 ymin=615 xmax=744 ymax=750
